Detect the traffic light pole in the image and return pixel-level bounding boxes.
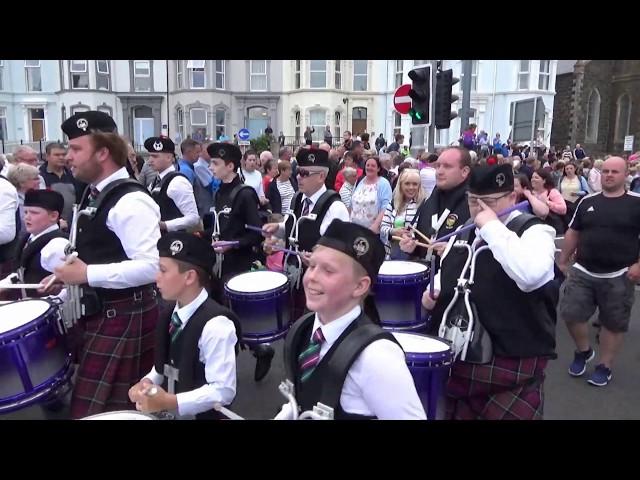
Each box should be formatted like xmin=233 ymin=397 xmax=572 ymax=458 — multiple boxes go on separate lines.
xmin=427 ymin=60 xmax=437 ymax=152
xmin=460 ymin=60 xmax=473 ymax=133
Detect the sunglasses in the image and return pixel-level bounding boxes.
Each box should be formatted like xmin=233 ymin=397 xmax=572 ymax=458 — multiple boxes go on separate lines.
xmin=297 ymin=168 xmax=322 ymax=178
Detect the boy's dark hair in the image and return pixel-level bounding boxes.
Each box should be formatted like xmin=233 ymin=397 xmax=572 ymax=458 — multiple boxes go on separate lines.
xmin=175 ymin=259 xmax=211 ymax=290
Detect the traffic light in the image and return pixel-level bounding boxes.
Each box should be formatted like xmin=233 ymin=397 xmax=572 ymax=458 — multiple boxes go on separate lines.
xmin=408 ymin=66 xmax=431 ymax=125
xmin=434 ymin=69 xmax=459 ymax=129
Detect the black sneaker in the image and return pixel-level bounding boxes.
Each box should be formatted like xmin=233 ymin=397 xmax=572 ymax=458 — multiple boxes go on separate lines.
xmin=253 ymin=344 xmax=275 ymax=382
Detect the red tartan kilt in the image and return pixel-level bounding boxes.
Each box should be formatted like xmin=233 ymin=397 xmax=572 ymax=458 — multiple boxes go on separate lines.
xmin=445 ymin=356 xmax=549 ymax=420
xmin=70 ymin=301 xmax=158 ymax=419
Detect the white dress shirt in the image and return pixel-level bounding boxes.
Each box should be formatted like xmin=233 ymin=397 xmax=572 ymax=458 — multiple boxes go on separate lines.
xmin=277 ymin=305 xmax=426 ymax=420
xmin=0 ymin=224 xmax=67 ymax=284
xmin=144 ymin=288 xmax=237 ymax=417
xmin=86 ymin=167 xmax=161 ymax=289
xmin=156 ymin=166 xmax=200 ymax=232
xmin=241 ymin=169 xmax=265 ymax=199
xmin=276 ymin=185 xmax=350 ymax=242
xmin=29 ymin=224 xmax=69 ymax=273
xmin=435 ymin=210 xmax=556 ymax=293
xmin=0 ymin=177 xmax=18 ymax=246
xmin=302 ymin=185 xmax=351 ymax=236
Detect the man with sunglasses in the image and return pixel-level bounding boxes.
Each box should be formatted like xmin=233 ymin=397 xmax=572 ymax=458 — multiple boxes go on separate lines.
xmin=422 ymin=163 xmax=557 ymax=420
xmin=263 ymin=148 xmax=349 ymax=319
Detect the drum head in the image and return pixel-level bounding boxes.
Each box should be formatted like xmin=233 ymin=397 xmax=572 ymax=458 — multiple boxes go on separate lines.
xmin=379 ymin=261 xmax=428 ymax=276
xmin=81 ymin=410 xmax=155 ymax=420
xmin=226 ymin=271 xmax=288 ymax=293
xmin=392 ymin=332 xmax=450 ymax=354
xmin=0 ymin=299 xmax=52 ymax=334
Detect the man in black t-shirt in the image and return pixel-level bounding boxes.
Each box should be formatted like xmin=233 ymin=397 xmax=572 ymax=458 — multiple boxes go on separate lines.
xmin=558 ymin=156 xmax=640 ymax=387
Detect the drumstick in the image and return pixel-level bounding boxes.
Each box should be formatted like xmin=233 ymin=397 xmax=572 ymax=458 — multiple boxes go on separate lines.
xmin=142 ymin=386 xmax=158 ymax=397
xmin=0 ymin=283 xmax=46 ymax=290
xmin=213 ymin=402 xmax=245 ymax=420
xmin=409 ymin=225 xmax=432 ymax=245
xmin=244 ymin=224 xmax=265 ymax=234
xmin=429 ymin=255 xmax=436 ymax=298
xmin=433 ymin=200 xmax=530 ymax=244
xmin=212 ymin=240 xmax=240 ymax=247
xmin=392 ymin=236 xmax=430 ymax=249
xmin=43 ymin=251 xmax=79 ymax=291
xmin=272 ymin=245 xmax=300 ymax=257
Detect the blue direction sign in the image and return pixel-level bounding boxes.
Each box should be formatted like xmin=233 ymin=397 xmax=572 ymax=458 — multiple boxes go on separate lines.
xmin=238 ymin=128 xmax=250 ymax=141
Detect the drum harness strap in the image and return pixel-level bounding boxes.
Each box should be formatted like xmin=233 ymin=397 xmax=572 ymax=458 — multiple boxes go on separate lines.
xmin=284 ymin=190 xmax=340 ymax=291
xmin=62 ymin=179 xmax=153 ymax=325
xmin=438 ymin=213 xmax=542 ymax=364
xmin=438 ymin=229 xmax=493 ymax=364
xmin=211 ymin=184 xmax=263 ymax=279
xmin=284 ymin=312 xmax=399 ymax=418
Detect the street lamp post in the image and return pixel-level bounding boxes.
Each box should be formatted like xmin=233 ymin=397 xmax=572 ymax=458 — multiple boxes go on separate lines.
xmin=343 ymin=97 xmax=349 ymax=135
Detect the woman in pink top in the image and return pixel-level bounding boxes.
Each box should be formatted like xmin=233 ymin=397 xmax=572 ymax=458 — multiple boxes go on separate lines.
xmin=531 ymin=168 xmax=567 ymax=234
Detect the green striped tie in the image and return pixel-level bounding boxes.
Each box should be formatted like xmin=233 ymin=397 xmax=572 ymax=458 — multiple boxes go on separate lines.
xmin=298 ymin=328 xmax=325 ymax=383
xmin=168 ymin=312 xmax=183 ymax=343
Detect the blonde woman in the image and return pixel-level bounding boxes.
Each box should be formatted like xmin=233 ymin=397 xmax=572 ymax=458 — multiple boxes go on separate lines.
xmin=380 ymin=168 xmax=426 ymax=259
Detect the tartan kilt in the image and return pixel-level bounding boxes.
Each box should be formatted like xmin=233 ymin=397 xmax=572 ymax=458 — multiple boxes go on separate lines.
xmin=70 ymin=298 xmax=158 ymax=419
xmin=445 ymin=356 xmax=549 ymax=420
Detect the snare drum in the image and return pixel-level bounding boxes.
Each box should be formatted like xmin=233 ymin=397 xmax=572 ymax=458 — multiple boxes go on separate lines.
xmin=374 ymin=261 xmax=431 ymax=332
xmin=81 ymin=410 xmax=156 ymax=420
xmin=392 ymin=332 xmax=452 ymax=420
xmin=224 ymin=271 xmax=292 ymax=345
xmin=0 ymin=298 xmax=73 ymax=414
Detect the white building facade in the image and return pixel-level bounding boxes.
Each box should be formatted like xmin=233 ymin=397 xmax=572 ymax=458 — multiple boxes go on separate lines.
xmin=0 ymin=59 xmax=558 ymax=153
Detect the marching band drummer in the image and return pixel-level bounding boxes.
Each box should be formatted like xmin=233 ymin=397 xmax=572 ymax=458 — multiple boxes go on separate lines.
xmin=205 ymin=142 xmax=274 ymax=381
xmin=41 ymin=111 xmax=161 ymax=419
xmin=0 ymin=189 xmax=67 ymax=298
xmin=275 ymin=220 xmax=426 ymax=420
xmin=128 ymin=232 xmax=240 ymax=419
xmin=262 ymin=148 xmax=349 ymax=320
xmin=144 ymin=136 xmax=200 ymax=235
xmin=422 ymin=164 xmax=557 ymax=420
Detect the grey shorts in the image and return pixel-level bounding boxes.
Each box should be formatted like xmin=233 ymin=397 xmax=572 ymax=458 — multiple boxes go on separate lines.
xmin=558 ymin=266 xmax=636 ymax=333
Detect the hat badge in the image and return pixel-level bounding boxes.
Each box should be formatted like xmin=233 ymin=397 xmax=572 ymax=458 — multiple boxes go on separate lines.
xmin=353 ymin=237 xmax=369 ymax=257
xmin=153 ymin=141 xmax=163 ymax=151
xmin=76 ymin=118 xmax=89 ymax=131
xmin=496 ymin=173 xmax=506 ymax=187
xmin=169 ymin=240 xmax=184 ymax=256
xmin=308 ymin=153 xmax=316 ymax=163
xmin=218 ymin=148 xmax=226 ymax=158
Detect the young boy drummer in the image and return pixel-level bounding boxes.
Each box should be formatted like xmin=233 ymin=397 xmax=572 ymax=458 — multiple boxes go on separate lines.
xmin=128 ymin=231 xmax=240 ymax=419
xmin=0 ymin=189 xmax=67 ymax=298
xmin=276 ymin=219 xmax=426 ymax=420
